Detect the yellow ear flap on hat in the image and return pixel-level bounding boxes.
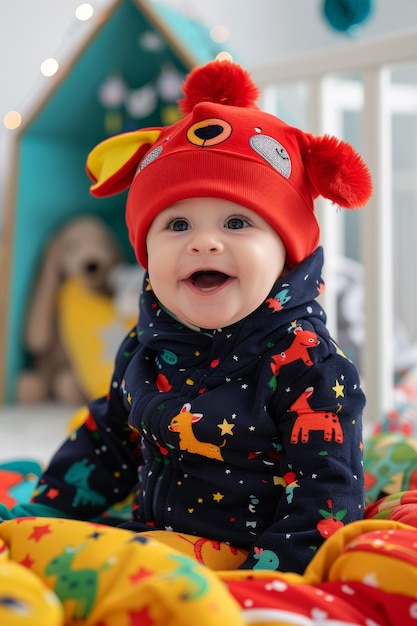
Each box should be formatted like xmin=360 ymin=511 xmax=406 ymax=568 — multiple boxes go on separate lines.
xmin=86 ymin=128 xmax=162 ymax=197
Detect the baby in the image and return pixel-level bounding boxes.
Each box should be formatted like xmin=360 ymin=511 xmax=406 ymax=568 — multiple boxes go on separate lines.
xmin=7 ymin=60 xmax=372 ymax=574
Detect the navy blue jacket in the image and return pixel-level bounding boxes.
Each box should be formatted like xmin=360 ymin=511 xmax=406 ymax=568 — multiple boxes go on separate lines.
xmin=33 ymin=247 xmax=365 ymax=573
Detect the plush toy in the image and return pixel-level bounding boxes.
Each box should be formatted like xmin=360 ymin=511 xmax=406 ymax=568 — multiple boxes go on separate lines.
xmin=16 ymin=215 xmax=134 ymax=405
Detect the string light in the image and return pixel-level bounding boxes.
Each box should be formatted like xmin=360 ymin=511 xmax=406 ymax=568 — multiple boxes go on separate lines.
xmin=215 ymin=51 xmax=233 ymax=62
xmin=40 ymin=58 xmax=59 ymax=77
xmin=3 ymin=111 xmax=22 ymax=130
xmin=4 ymin=2 xmax=101 ymax=124
xmin=3 ymin=5 xmax=230 ymax=134
xmin=210 ymin=24 xmax=230 ymax=44
xmin=75 ymin=3 xmax=94 ymax=21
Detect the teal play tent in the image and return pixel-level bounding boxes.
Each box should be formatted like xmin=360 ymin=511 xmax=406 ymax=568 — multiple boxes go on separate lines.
xmin=0 ymin=0 xmax=227 ymax=402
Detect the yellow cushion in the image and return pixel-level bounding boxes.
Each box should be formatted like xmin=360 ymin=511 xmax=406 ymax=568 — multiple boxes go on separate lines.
xmin=0 ymin=540 xmax=63 ymax=626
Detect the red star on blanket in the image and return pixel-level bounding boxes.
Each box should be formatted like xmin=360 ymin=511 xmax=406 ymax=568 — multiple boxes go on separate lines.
xmin=128 ymin=606 xmax=155 ymax=625
xmin=28 ymin=523 xmax=52 ymax=542
xmin=129 ymin=566 xmax=154 ymax=584
xmin=20 ymin=553 xmax=35 ymax=568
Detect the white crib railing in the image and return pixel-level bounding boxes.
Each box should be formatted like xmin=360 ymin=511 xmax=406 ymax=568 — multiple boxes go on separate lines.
xmin=251 ymin=30 xmax=417 ymax=426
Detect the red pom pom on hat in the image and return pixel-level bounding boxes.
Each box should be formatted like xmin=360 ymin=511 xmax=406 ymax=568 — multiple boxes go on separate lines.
xmin=304 ymin=134 xmax=373 ymax=209
xmin=178 ymin=60 xmax=260 ymax=113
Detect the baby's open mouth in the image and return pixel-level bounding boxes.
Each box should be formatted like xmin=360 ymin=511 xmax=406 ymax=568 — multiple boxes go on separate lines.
xmin=190 ymin=270 xmax=231 ymax=290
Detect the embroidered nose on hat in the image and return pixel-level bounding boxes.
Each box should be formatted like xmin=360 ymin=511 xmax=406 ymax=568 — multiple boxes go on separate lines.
xmin=86 ymin=60 xmax=372 ymax=269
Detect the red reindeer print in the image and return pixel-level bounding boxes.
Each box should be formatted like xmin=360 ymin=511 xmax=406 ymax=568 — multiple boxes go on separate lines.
xmin=289 ymin=387 xmax=344 ymax=444
xmin=269 ymin=327 xmax=320 ymax=390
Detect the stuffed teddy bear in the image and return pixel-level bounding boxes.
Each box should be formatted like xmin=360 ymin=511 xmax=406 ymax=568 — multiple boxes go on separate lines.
xmin=16 ymin=215 xmax=131 ymax=405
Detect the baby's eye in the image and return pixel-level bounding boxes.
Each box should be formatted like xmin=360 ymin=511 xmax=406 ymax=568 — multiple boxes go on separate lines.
xmin=225 ymin=216 xmax=250 ymax=229
xmin=168 ymin=218 xmax=190 ymax=231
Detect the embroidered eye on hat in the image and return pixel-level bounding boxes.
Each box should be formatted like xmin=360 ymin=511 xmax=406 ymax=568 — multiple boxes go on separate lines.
xmin=86 ymin=60 xmax=372 ymax=269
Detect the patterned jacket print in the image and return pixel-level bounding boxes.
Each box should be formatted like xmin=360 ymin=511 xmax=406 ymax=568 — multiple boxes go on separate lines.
xmin=33 ymin=247 xmax=365 ymax=574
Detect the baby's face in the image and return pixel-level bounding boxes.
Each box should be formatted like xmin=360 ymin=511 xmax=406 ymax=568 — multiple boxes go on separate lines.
xmin=146 ymin=198 xmax=287 ymax=330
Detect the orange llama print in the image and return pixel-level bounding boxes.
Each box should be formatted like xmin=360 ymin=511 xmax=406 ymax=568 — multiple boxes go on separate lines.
xmin=169 ymin=403 xmax=226 ymax=461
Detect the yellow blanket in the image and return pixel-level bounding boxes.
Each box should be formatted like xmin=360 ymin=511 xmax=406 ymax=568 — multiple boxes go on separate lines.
xmin=0 ymin=515 xmax=416 ymax=625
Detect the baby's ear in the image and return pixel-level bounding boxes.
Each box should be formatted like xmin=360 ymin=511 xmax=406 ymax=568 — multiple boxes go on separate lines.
xmin=86 ymin=128 xmax=162 ymax=197
xmin=304 ymin=134 xmax=372 ymax=209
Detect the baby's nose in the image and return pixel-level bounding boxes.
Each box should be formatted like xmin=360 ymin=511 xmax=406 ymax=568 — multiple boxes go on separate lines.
xmin=188 ymin=229 xmax=224 ymax=254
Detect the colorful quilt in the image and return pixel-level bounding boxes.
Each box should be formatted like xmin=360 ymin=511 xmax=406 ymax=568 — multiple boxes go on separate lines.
xmin=1 ymin=434 xmax=417 ymax=625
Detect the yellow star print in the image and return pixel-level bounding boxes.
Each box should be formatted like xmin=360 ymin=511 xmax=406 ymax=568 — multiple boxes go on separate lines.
xmin=332 ymin=380 xmax=345 ymax=398
xmin=213 ymin=492 xmax=224 ymax=502
xmin=217 ymin=418 xmax=235 ymax=436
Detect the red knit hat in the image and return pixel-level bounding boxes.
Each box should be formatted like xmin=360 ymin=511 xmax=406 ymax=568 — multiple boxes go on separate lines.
xmin=87 ymin=60 xmax=372 ymax=269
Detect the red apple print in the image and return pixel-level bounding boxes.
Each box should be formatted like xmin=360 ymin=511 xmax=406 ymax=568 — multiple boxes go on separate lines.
xmin=156 ymin=372 xmax=172 ymax=392
xmin=317 ymin=516 xmax=344 ymax=537
xmin=155 ymin=441 xmax=169 ymax=456
xmin=316 ymin=499 xmax=347 ymax=538
xmin=283 ymin=471 xmax=296 ymax=485
xmin=85 ymin=413 xmax=97 ymax=431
